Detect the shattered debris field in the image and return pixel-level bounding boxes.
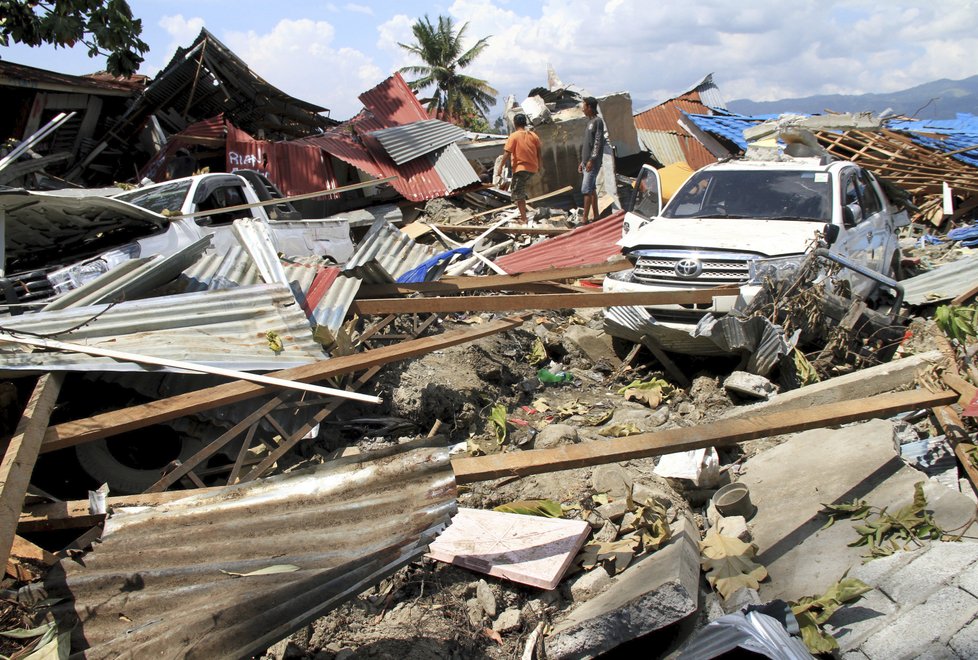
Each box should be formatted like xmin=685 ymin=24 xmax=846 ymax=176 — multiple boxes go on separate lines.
xmin=3 ymin=36 xmax=978 ymax=660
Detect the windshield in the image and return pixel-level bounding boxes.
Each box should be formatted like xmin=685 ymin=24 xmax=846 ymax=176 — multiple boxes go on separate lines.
xmin=662 ymin=169 xmax=833 ymax=221
xmin=115 ymin=180 xmax=192 ymax=215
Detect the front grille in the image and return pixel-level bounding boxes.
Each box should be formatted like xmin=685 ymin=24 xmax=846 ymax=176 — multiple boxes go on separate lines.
xmin=633 ymin=253 xmax=751 ymax=284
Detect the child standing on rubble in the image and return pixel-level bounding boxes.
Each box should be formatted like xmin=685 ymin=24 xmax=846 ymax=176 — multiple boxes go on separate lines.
xmin=497 ymin=113 xmax=542 ymax=224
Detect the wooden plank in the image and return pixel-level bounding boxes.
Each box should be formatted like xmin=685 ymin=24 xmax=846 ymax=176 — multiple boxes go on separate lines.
xmin=431 ymin=224 xmax=571 ymax=236
xmin=943 ymin=372 xmax=978 ymax=408
xmin=930 ymin=405 xmax=978 ymax=496
xmin=40 ymin=316 xmax=525 ymax=453
xmin=358 ymin=259 xmax=631 ymax=298
xmin=0 ymin=373 xmax=63 ymax=572
xmin=452 ymin=389 xmax=958 ymax=484
xmin=9 ymin=534 xmax=57 ymax=566
xmin=351 ymin=287 xmax=736 ymax=316
xmin=18 ymin=487 xmax=220 ymax=533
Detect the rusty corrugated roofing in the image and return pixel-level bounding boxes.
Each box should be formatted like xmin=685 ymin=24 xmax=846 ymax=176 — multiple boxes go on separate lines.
xmin=42 ymin=442 xmax=457 ymax=659
xmin=358 ymin=72 xmax=430 ymax=126
xmin=0 ymin=60 xmax=142 ymax=96
xmin=634 ymin=95 xmax=710 ymax=132
xmin=493 ymin=212 xmax=626 ymax=274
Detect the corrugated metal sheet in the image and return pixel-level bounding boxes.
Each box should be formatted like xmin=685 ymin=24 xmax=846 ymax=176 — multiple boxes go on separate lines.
xmin=232 ymin=218 xmax=291 ymax=288
xmin=0 ymin=60 xmax=142 ymax=96
xmin=174 ymin=249 xmax=324 ymax=297
xmin=900 ymin=254 xmax=978 ymax=306
xmin=691 ymin=73 xmax=728 ymax=112
xmin=493 ymin=212 xmax=625 ymax=274
xmin=634 ymin=96 xmax=710 ymax=132
xmin=43 ymin=237 xmax=212 ymax=311
xmin=369 ymin=120 xmax=467 ymax=165
xmin=226 ymin=124 xmax=339 ymax=197
xmin=343 ymin=219 xmax=441 ymax=283
xmin=358 ymin=72 xmax=430 ymax=127
xmin=42 ymin=442 xmax=457 ymax=659
xmin=429 ymin=143 xmax=481 ymax=191
xmin=603 ymin=305 xmax=730 ymax=357
xmin=311 ymin=273 xmax=363 ymax=343
xmin=297 ymin=74 xmax=479 ymax=202
xmin=0 ymin=284 xmax=326 ymax=373
xmin=636 ymin=130 xmax=689 ymax=166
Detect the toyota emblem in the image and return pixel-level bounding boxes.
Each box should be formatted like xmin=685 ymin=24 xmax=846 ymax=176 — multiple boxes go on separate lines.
xmin=674 ymin=258 xmax=703 ymax=278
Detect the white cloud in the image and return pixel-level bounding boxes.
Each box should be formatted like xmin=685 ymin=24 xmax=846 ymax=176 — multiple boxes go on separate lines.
xmin=149 ymin=14 xmax=207 ymax=74
xmin=222 ymin=19 xmax=384 ymax=120
xmin=345 ymin=3 xmax=374 ymax=15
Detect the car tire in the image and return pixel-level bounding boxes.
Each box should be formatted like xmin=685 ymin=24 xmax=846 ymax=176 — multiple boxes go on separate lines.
xmin=75 ymin=431 xmax=211 ymax=494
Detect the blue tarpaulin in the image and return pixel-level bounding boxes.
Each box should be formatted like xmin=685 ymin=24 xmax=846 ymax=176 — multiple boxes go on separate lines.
xmin=396 ymin=247 xmax=473 ymax=283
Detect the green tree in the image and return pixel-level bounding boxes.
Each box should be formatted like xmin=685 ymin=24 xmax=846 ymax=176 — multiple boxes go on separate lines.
xmin=398 ymin=15 xmax=498 ymax=131
xmin=0 ymin=0 xmax=149 ymax=77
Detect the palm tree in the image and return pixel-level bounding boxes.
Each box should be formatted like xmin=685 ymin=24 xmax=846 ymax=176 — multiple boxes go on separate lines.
xmin=398 ymin=15 xmax=498 ymax=130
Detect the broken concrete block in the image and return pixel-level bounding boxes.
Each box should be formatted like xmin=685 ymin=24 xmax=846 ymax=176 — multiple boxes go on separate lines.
xmin=720 ymin=586 xmax=762 ymax=613
xmin=476 ymin=579 xmax=497 ymax=618
xmin=545 ymin=515 xmax=700 ymax=659
xmin=560 ymin=325 xmax=621 ymax=368
xmin=654 ymin=447 xmax=721 ymax=487
xmin=723 ymin=371 xmax=777 ymax=400
xmin=533 ymin=423 xmax=579 ymax=449
xmin=466 ymin=597 xmax=484 ymax=627
xmin=570 ymin=566 xmax=613 ymax=602
xmin=716 ymin=515 xmax=751 ymax=543
xmin=493 ymin=608 xmax=523 ymax=634
xmin=950 ymin=618 xmax=978 ymax=658
xmin=825 ymin=588 xmax=898 ymax=653
xmin=877 ymin=541 xmax=978 ymax=606
xmin=590 ymin=464 xmax=632 ymax=498
xmin=859 ymin=586 xmax=978 ymax=660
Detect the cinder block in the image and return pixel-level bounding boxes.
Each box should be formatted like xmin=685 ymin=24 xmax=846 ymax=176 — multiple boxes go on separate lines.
xmin=878 ymin=542 xmax=978 ymax=605
xmin=847 ymin=548 xmax=922 ymax=588
xmin=950 ymin=618 xmax=978 ymax=659
xmin=826 ymin=589 xmax=897 ymax=653
xmin=861 ymin=587 xmax=978 ymax=660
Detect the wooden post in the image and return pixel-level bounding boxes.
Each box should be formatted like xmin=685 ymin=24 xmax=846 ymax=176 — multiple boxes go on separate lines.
xmin=0 ymin=373 xmax=64 ymax=570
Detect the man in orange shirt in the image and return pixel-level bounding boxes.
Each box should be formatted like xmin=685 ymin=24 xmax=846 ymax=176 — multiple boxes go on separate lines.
xmin=498 ymin=113 xmax=542 ymax=224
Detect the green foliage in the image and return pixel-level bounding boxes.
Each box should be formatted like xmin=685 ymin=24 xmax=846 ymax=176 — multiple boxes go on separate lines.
xmin=488 ymin=403 xmax=508 ymax=444
xmin=934 ymin=304 xmax=978 ymax=344
xmin=0 ymin=0 xmax=149 ymax=76
xmin=398 ymin=14 xmax=498 ymax=130
xmin=819 ymin=482 xmax=946 ymax=560
xmin=791 ymin=577 xmax=872 ymax=653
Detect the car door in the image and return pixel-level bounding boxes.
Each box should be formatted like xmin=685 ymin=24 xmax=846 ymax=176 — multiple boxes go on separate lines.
xmin=835 ymin=167 xmax=881 ymax=297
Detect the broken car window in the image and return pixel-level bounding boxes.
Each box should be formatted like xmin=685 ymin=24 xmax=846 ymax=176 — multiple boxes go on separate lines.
xmin=663 ymin=170 xmax=832 ymax=221
xmin=115 ymin=180 xmax=193 ymax=215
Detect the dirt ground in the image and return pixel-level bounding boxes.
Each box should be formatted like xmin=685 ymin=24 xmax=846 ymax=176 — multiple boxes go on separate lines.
xmin=256 ymin=309 xmax=781 ymax=660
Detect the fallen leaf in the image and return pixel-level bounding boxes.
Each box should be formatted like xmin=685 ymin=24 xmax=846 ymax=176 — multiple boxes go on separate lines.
xmin=482 ymin=627 xmax=504 ymax=645
xmin=700 ymin=528 xmax=768 ymax=599
xmin=494 ymin=499 xmax=563 ymax=518
xmin=599 ymin=423 xmax=641 ymax=437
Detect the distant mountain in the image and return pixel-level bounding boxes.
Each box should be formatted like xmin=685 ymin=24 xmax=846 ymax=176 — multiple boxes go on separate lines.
xmin=727 ymin=75 xmax=978 ymax=119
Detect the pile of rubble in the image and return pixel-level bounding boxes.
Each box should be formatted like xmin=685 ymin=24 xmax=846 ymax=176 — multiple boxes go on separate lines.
xmin=3 ymin=31 xmax=978 ymax=660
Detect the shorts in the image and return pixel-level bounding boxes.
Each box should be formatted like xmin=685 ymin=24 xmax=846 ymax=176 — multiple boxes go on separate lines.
xmin=511 ymin=170 xmax=534 ymax=201
xmin=581 ymin=166 xmax=600 ymax=194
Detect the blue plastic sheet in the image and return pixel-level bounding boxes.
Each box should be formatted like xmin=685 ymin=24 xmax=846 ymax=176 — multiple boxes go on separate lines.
xmin=396 ymin=246 xmax=474 ymax=283
xmin=947 ymin=224 xmax=978 ymax=247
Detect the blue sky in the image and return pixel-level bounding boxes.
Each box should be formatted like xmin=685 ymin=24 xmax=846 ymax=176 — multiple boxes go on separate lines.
xmin=2 ymin=0 xmax=977 ymax=121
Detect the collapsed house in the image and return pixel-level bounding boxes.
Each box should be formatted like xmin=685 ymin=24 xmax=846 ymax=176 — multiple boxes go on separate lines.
xmin=2 ymin=41 xmax=978 ymax=659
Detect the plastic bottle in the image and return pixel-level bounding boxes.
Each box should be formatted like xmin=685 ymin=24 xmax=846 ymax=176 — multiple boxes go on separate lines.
xmin=537 ymin=367 xmax=573 ymax=384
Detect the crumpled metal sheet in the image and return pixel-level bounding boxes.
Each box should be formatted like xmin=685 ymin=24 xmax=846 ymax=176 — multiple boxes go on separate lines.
xmin=900 ymin=254 xmax=978 ymax=306
xmin=0 ymin=283 xmax=326 ymax=373
xmin=343 ymin=218 xmax=440 ymax=283
xmin=677 ymin=610 xmax=813 ymax=660
xmin=39 ymin=441 xmax=457 ymax=659
xmin=693 ymin=314 xmax=797 ymax=377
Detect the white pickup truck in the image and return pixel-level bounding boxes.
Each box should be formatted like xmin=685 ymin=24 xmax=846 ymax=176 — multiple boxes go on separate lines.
xmin=604 ymin=155 xmax=910 ymax=353
xmin=0 ymin=170 xmax=355 ymax=301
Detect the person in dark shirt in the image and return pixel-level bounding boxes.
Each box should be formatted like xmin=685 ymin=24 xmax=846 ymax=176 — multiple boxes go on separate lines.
xmin=578 ymin=97 xmax=606 ymax=223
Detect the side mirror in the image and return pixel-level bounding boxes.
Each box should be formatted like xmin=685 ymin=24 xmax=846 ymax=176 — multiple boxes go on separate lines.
xmin=842 ymin=203 xmax=862 ymax=228
xmin=823 ymin=223 xmax=840 ymax=245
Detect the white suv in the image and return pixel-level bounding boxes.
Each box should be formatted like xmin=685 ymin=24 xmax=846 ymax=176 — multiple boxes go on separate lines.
xmin=604 ymin=155 xmax=910 ymax=354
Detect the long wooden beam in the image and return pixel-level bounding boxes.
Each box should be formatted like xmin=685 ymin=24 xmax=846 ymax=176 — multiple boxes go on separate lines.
xmin=40 ymin=316 xmax=525 ymax=452
xmin=432 ymin=224 xmax=571 ymax=236
xmin=451 ymin=389 xmax=958 ymax=483
xmin=357 ymin=259 xmax=630 ymax=298
xmin=351 ymin=288 xmax=737 ymax=315
xmin=0 ymin=374 xmax=64 ymax=569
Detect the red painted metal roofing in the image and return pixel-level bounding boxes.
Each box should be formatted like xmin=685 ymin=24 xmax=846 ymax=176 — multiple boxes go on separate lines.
xmin=226 ymin=124 xmax=337 ymax=196
xmin=493 ymin=211 xmax=625 ymax=274
xmin=0 ymin=60 xmax=144 ymax=95
xmin=358 ymin=72 xmax=430 ymax=128
xmin=297 ymin=74 xmax=470 ymax=202
xmin=633 ymin=92 xmax=717 ymax=170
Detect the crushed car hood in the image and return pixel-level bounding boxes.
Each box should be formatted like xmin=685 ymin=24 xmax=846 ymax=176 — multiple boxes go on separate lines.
xmin=0 ymin=188 xmax=167 ymax=273
xmin=618 ymin=215 xmax=825 ymax=257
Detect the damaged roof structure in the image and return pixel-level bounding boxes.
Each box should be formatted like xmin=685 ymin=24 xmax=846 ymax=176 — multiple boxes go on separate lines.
xmin=3 ymin=36 xmax=978 ymax=660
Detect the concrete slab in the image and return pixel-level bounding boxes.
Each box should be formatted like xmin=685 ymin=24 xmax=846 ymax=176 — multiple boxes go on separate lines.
xmin=426 ymin=508 xmax=590 ymax=590
xmin=545 ymin=515 xmax=699 ymax=659
xmin=859 ymin=586 xmax=978 ymax=660
xmin=737 ymin=419 xmax=977 ymax=602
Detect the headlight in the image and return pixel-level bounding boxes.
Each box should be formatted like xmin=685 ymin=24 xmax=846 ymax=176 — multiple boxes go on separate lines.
xmin=748 ymin=255 xmax=805 ymax=284
xmin=47 ymin=243 xmax=141 ymax=294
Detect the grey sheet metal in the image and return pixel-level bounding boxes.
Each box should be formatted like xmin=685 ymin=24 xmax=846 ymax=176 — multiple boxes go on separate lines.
xmin=429 ymin=142 xmax=482 ymax=192
xmin=343 ymin=218 xmax=440 ymax=283
xmin=900 ymin=253 xmax=978 ymax=306
xmin=368 ymin=119 xmax=467 ymax=165
xmin=0 ymin=283 xmax=326 ymax=373
xmin=40 ymin=441 xmax=457 ymax=659
xmin=232 ymin=218 xmax=291 ymax=287
xmin=311 ymin=273 xmax=363 ymax=344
